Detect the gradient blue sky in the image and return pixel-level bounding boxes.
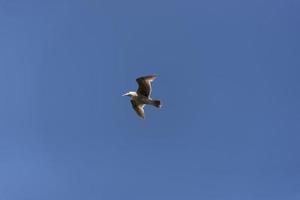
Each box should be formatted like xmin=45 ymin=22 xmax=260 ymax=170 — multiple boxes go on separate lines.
xmin=0 ymin=0 xmax=300 ymax=199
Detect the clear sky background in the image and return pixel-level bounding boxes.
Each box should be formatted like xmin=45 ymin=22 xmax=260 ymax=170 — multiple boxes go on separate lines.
xmin=0 ymin=0 xmax=299 ymax=199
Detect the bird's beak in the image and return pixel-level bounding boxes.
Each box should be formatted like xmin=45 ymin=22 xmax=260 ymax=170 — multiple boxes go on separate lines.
xmin=122 ymin=93 xmax=128 ymax=96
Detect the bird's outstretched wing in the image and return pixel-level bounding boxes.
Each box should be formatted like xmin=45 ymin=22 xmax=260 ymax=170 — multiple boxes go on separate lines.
xmin=131 ymin=100 xmax=145 ymax=119
xmin=136 ymin=75 xmax=156 ymax=97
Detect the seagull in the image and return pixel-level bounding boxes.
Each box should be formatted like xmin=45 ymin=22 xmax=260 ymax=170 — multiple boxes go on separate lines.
xmin=122 ymin=75 xmax=162 ymax=119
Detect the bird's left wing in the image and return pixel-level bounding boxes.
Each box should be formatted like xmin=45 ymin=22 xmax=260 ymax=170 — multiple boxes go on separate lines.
xmin=136 ymin=75 xmax=156 ymax=97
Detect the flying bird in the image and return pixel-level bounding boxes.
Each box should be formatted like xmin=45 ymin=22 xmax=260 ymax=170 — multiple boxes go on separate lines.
xmin=122 ymin=75 xmax=162 ymax=119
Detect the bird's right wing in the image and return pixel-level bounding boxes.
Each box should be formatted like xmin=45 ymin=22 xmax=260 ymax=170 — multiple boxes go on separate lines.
xmin=136 ymin=75 xmax=156 ymax=97
xmin=131 ymin=100 xmax=145 ymax=119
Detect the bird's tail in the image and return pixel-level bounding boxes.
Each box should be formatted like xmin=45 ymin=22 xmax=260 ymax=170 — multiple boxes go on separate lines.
xmin=151 ymin=100 xmax=162 ymax=108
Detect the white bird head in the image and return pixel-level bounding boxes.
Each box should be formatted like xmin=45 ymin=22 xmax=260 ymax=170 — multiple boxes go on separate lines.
xmin=122 ymin=91 xmax=136 ymax=97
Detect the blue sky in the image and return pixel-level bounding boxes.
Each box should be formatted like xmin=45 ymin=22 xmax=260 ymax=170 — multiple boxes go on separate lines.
xmin=0 ymin=0 xmax=300 ymax=199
